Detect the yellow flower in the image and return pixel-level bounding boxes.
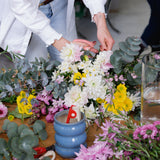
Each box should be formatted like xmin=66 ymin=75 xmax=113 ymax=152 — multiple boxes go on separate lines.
xmin=20 ymin=90 xmax=27 ymax=98
xmin=123 ymin=97 xmax=133 ymax=112
xmin=8 ymin=115 xmax=14 ymax=121
xmin=18 ymin=105 xmax=25 ymax=114
xmin=84 ymin=55 xmax=89 ymax=61
xmin=31 ymin=89 xmax=36 ymax=95
xmin=73 ymin=72 xmax=82 ymax=84
xmin=24 ymin=104 xmax=33 ymax=115
xmin=114 ymin=91 xmax=126 ymax=103
xmin=117 ymin=83 xmax=127 ymax=94
xmin=96 ymin=98 xmax=105 ymax=104
xmin=27 ymin=94 xmax=36 ymax=104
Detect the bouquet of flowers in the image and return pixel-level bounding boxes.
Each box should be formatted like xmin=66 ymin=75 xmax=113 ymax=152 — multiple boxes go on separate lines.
xmin=75 ymin=113 xmax=160 ymax=160
xmin=30 ymin=38 xmax=141 ymax=125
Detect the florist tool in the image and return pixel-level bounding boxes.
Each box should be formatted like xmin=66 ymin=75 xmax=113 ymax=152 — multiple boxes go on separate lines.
xmin=66 ymin=105 xmax=77 ymax=123
xmin=34 ymin=144 xmax=55 ymax=158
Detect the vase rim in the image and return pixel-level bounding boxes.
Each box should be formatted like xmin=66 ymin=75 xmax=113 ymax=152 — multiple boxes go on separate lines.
xmin=54 ymin=110 xmax=85 ymax=126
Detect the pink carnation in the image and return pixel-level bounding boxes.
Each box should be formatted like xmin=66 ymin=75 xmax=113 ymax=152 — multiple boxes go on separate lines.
xmin=0 ymin=103 xmax=8 ymax=118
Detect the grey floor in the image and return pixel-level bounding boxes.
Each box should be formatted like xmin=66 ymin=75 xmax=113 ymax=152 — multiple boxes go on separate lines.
xmin=0 ymin=0 xmax=150 ymax=69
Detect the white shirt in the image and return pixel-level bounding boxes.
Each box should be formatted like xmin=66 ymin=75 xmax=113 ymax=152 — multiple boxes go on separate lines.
xmin=0 ymin=0 xmax=107 ymax=55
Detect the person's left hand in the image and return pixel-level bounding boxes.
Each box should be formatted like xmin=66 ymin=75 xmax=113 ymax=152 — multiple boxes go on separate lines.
xmin=73 ymin=39 xmax=98 ymax=53
xmin=94 ymin=13 xmax=115 ymax=51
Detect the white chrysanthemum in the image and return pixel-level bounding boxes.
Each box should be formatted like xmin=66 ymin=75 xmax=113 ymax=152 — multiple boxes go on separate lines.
xmin=64 ymin=86 xmax=88 ymax=107
xmin=82 ymin=74 xmax=107 ymax=100
xmin=58 ymin=61 xmax=73 ymax=73
xmin=128 ymin=92 xmax=141 ymax=111
xmin=83 ymin=103 xmax=99 ymax=119
xmin=51 ymin=71 xmax=58 ymax=81
xmin=60 ymin=43 xmax=83 ymax=63
xmin=77 ymin=61 xmax=92 ymax=70
xmin=94 ymin=50 xmax=113 ymax=72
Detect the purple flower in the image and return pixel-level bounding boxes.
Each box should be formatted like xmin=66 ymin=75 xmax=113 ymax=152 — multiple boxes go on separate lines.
xmin=36 ymin=88 xmax=53 ymax=105
xmin=0 ymin=103 xmax=8 ymax=118
xmin=41 ymin=107 xmax=47 ymax=115
xmin=46 ymin=114 xmax=54 ymax=123
xmin=140 ymin=124 xmax=158 ymax=139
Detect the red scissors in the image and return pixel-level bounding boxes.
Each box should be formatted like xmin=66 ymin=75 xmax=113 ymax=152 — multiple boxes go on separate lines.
xmin=66 ymin=105 xmax=77 ymax=123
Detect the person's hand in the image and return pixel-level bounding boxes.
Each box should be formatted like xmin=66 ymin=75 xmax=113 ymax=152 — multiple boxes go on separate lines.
xmin=73 ymin=39 xmax=98 ymax=53
xmin=52 ymin=37 xmax=70 ymax=51
xmin=94 ymin=13 xmax=115 ymax=51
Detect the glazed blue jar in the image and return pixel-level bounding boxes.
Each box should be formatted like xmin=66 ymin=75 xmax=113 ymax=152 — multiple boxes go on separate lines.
xmin=54 ymin=110 xmax=87 ymax=158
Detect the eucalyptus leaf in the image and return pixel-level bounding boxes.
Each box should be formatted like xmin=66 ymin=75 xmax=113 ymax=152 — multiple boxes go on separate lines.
xmin=18 ymin=124 xmax=29 ymax=135
xmin=38 ymin=129 xmax=48 ymax=140
xmin=121 ymin=53 xmax=134 ymax=63
xmin=35 ymin=120 xmax=46 ymax=129
xmin=45 ymin=84 xmax=54 ymax=91
xmin=0 ymin=138 xmax=8 ymax=154
xmin=19 ymin=135 xmax=39 ymax=151
xmin=32 ymin=122 xmax=44 ymax=134
xmin=40 ymin=72 xmax=48 ymax=87
xmin=10 ymin=137 xmax=22 ymax=154
xmin=2 ymin=119 xmax=10 ymax=131
xmin=17 ymin=72 xmax=24 ymax=81
xmin=20 ymin=128 xmax=34 ymax=138
xmin=5 ymin=84 xmax=13 ymax=92
xmin=7 ymin=127 xmax=18 ymax=139
xmin=7 ymin=122 xmax=18 ymax=131
xmin=126 ymin=36 xmax=141 ymax=46
xmin=21 ymin=64 xmax=30 ymax=73
xmin=119 ymin=42 xmax=139 ymax=56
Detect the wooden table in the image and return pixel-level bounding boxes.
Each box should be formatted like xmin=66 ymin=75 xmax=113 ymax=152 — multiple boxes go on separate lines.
xmin=0 ymin=103 xmax=103 ymax=160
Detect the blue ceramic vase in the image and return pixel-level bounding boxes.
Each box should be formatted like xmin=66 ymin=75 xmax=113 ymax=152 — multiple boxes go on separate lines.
xmin=54 ymin=110 xmax=86 ymax=158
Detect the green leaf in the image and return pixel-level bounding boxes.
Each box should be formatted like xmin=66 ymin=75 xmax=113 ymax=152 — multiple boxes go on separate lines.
xmin=19 ymin=135 xmax=39 ymax=150
xmin=40 ymin=72 xmax=48 ymax=87
xmin=42 ymin=157 xmax=51 ymax=160
xmin=0 ymin=92 xmax=7 ymax=99
xmin=38 ymin=129 xmax=48 ymax=140
xmin=20 ymin=128 xmax=34 ymax=138
xmin=7 ymin=127 xmax=18 ymax=139
xmin=7 ymin=122 xmax=18 ymax=131
xmin=126 ymin=36 xmax=141 ymax=46
xmin=10 ymin=107 xmax=31 ymax=119
xmin=35 ymin=120 xmax=46 ymax=129
xmin=18 ymin=124 xmax=29 ymax=135
xmin=32 ymin=122 xmax=43 ymax=134
xmin=5 ymin=84 xmax=13 ymax=92
xmin=2 ymin=119 xmax=10 ymax=131
xmin=119 ymin=42 xmax=139 ymax=56
xmin=45 ymin=85 xmax=54 ymax=91
xmin=0 ymin=138 xmax=8 ymax=154
xmin=121 ymin=53 xmax=134 ymax=63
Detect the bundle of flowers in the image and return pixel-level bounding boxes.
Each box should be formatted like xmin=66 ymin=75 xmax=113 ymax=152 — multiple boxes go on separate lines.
xmin=29 ymin=42 xmax=141 ymax=124
xmin=75 ymin=113 xmax=160 ymax=160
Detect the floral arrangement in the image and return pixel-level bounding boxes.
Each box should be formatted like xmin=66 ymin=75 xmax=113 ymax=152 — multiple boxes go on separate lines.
xmin=75 ymin=113 xmax=160 ymax=160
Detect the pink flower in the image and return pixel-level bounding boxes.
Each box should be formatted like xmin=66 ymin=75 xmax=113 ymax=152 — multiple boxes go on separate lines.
xmin=154 ymin=54 xmax=160 ymax=60
xmin=46 ymin=114 xmax=54 ymax=123
xmin=0 ymin=103 xmax=8 ymax=118
xmin=55 ymin=75 xmax=64 ymax=84
xmin=140 ymin=124 xmax=158 ymax=139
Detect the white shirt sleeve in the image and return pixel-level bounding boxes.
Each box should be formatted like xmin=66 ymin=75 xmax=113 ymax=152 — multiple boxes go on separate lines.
xmin=82 ymin=0 xmax=107 ymax=21
xmin=9 ymin=0 xmax=62 ymax=46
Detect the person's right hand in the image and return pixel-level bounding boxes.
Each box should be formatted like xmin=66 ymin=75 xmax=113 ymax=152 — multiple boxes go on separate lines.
xmin=73 ymin=39 xmax=98 ymax=53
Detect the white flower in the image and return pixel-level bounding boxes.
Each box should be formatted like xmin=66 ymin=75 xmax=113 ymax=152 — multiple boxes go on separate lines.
xmin=82 ymin=74 xmax=107 ymax=100
xmin=94 ymin=50 xmax=113 ymax=73
xmin=83 ymin=103 xmax=99 ymax=119
xmin=60 ymin=43 xmax=83 ymax=63
xmin=58 ymin=61 xmax=72 ymax=73
xmin=52 ymin=71 xmax=58 ymax=81
xmin=64 ymin=86 xmax=88 ymax=108
xmin=128 ymin=92 xmax=141 ymax=111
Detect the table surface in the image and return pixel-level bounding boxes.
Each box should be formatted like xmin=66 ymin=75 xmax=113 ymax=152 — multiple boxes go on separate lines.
xmin=0 ymin=103 xmax=103 ymax=160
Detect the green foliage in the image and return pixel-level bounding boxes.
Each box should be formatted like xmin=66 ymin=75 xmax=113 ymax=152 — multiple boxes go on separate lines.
xmin=110 ymin=36 xmax=142 ymax=86
xmin=0 ymin=120 xmax=48 ymax=159
xmin=0 ymin=57 xmax=60 ymax=100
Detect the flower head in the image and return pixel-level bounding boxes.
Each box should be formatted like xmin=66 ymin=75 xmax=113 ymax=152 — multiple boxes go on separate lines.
xmin=0 ymin=102 xmax=8 ymax=118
